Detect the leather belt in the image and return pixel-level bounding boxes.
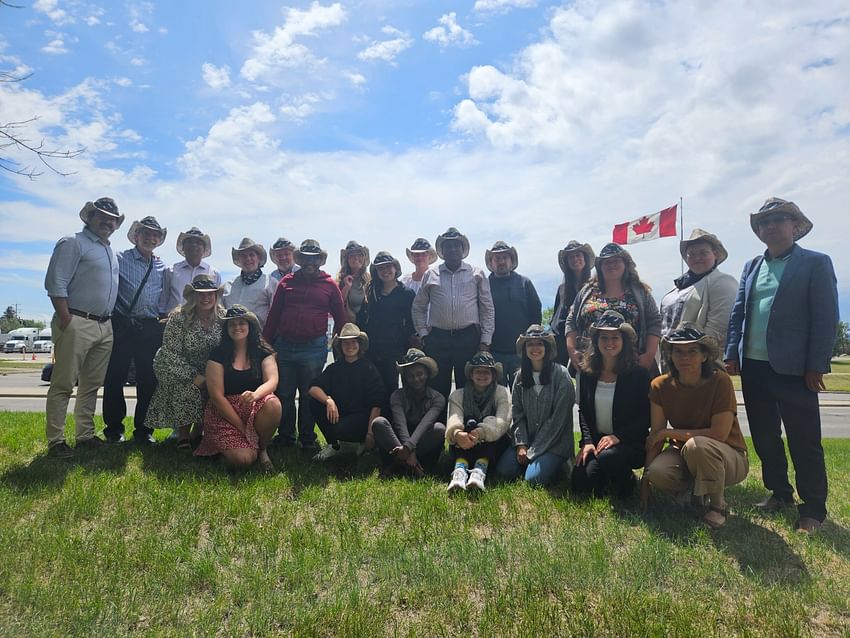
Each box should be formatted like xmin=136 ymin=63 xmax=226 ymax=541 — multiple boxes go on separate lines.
xmin=69 ymin=308 xmax=111 ymax=323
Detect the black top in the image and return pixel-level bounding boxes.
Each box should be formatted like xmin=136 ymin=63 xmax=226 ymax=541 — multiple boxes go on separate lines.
xmin=489 ymin=272 xmax=542 ymax=353
xmin=357 ymin=284 xmax=415 ymax=357
xmin=311 ymin=356 xmax=386 ymax=414
xmin=209 ymin=345 xmax=264 ymax=395
xmin=577 ymin=366 xmax=650 ymax=448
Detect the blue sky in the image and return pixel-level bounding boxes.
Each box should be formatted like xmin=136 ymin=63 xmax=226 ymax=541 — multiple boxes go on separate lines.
xmin=1 ymin=0 xmax=848 ymax=323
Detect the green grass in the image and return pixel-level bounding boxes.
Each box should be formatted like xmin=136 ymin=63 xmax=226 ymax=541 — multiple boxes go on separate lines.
xmin=0 ymin=360 xmax=46 ymax=374
xmin=726 ymin=359 xmax=850 ymax=393
xmin=1 ymin=413 xmax=849 ymax=637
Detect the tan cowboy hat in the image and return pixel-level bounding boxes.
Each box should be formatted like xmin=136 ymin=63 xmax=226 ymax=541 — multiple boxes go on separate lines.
xmin=369 ymin=251 xmax=402 ymax=280
xmin=293 ymin=238 xmax=328 ymax=267
xmin=749 ymin=197 xmax=813 ymax=241
xmin=463 ymin=351 xmax=502 ymax=383
xmin=406 ymin=237 xmax=438 ymax=265
xmin=485 ymin=240 xmax=518 ymax=273
xmin=270 ymin=237 xmax=296 ymax=267
xmin=79 ymin=197 xmax=125 ymax=227
xmin=127 ymin=216 xmax=167 ymax=247
xmin=396 ymin=348 xmax=438 ymax=378
xmin=588 ymin=310 xmax=638 ymax=346
xmin=515 ymin=324 xmax=558 ymax=358
xmin=332 ymin=322 xmax=369 ymax=356
xmin=176 ymin=227 xmax=212 ymax=258
xmin=435 ymin=227 xmax=470 ymax=260
xmin=660 ymin=323 xmax=721 ymax=363
xmin=679 ymin=229 xmax=728 ymax=265
xmin=339 ymin=240 xmax=370 ymax=268
xmin=182 ymin=273 xmax=225 ymax=303
xmin=231 ymin=237 xmax=268 ymax=268
xmin=558 ymin=240 xmax=595 ymax=273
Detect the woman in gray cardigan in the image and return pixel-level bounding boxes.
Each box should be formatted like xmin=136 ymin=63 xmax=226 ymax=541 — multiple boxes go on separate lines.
xmin=495 ymin=325 xmax=575 ymax=486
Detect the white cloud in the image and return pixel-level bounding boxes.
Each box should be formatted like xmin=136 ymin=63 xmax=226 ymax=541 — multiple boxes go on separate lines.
xmin=424 ymin=12 xmax=477 ymax=48
xmin=131 ymin=20 xmax=149 ymax=33
xmin=113 ymin=77 xmax=133 ymax=87
xmin=280 ymin=93 xmax=322 ymax=120
xmin=129 ymin=2 xmax=153 ymax=34
xmin=345 ymin=71 xmax=367 ymax=87
xmin=33 ymin=0 xmax=74 ymax=25
xmin=85 ymin=15 xmax=101 ymax=26
xmin=41 ymin=37 xmax=69 ymax=55
xmin=130 ymin=57 xmax=146 ymax=66
xmin=240 ymin=2 xmax=347 ymax=82
xmin=357 ymin=25 xmax=413 ymax=64
xmin=202 ymin=63 xmax=231 ymax=90
xmin=473 ymin=0 xmax=537 ymax=13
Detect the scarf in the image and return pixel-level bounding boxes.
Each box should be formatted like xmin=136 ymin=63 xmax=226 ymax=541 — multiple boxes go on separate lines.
xmin=462 ymin=381 xmax=498 ymax=423
xmin=240 ymin=268 xmax=263 ymax=286
xmin=673 ymin=265 xmax=715 ymax=290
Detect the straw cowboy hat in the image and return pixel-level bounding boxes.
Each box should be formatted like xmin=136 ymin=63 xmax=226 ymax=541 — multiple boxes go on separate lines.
xmin=369 ymin=251 xmax=402 ymax=280
xmin=222 ymin=304 xmax=262 ymax=334
xmin=79 ymin=197 xmax=125 ymax=227
xmin=515 ymin=324 xmax=558 ymax=358
xmin=176 ymin=227 xmax=212 ymax=258
xmin=406 ymin=237 xmax=438 ymax=265
xmin=231 ymin=237 xmax=268 ymax=268
xmin=270 ymin=237 xmax=296 ymax=267
xmin=463 ymin=350 xmax=502 ymax=383
xmin=660 ymin=323 xmax=721 ymax=363
xmin=332 ymin=322 xmax=369 ymax=356
xmin=485 ymin=240 xmax=519 ymax=273
xmin=749 ymin=197 xmax=813 ymax=241
xmin=396 ymin=348 xmax=438 ymax=378
xmin=339 ymin=240 xmax=370 ymax=268
xmin=127 ymin=216 xmax=167 ymax=247
xmin=181 ymin=273 xmax=225 ymax=304
xmin=679 ymin=229 xmax=728 ymax=265
xmin=588 ymin=310 xmax=638 ymax=345
xmin=293 ymin=239 xmax=328 ymax=267
xmin=435 ymin=227 xmax=470 ymax=260
xmin=558 ymin=241 xmax=595 ymax=273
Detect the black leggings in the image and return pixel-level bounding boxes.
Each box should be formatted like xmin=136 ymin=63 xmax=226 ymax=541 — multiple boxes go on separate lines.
xmin=309 ymin=397 xmax=370 ymax=446
xmin=571 ymin=443 xmax=644 ymax=496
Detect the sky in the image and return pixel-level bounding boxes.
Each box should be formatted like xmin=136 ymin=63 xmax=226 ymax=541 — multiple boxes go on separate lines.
xmin=1 ymin=0 xmax=848 ymax=325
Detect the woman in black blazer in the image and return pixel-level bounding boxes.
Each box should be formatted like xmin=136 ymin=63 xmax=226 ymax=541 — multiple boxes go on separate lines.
xmin=571 ymin=311 xmax=650 ymax=497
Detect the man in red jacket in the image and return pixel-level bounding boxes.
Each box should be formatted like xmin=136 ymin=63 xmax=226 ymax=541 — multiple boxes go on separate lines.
xmin=264 ymin=239 xmax=347 ymax=450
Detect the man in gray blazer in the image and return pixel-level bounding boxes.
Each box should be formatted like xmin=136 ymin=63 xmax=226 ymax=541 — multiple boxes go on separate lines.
xmin=725 ymin=197 xmax=838 ymax=534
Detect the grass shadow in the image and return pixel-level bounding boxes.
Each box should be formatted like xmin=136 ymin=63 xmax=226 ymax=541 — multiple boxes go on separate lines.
xmin=0 ymin=443 xmax=131 ymax=493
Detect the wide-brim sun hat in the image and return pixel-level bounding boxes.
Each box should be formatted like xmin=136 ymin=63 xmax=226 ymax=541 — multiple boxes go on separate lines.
xmin=515 ymin=324 xmax=558 ymax=358
xmin=231 ymin=237 xmax=268 ymax=268
xmin=127 ymin=216 xmax=167 ymax=247
xmin=293 ymin=238 xmax=328 ymax=267
xmin=79 ymin=197 xmax=125 ymax=227
xmin=660 ymin=323 xmax=721 ymax=363
xmin=176 ymin=227 xmax=212 ymax=258
xmin=679 ymin=228 xmax=728 ymax=265
xmin=222 ymin=304 xmax=261 ymax=334
xmin=406 ymin=237 xmax=438 ymax=265
xmin=182 ymin=273 xmax=225 ymax=303
xmin=435 ymin=227 xmax=470 ymax=260
xmin=463 ymin=350 xmax=502 ymax=383
xmin=332 ymin=322 xmax=370 ymax=356
xmin=749 ymin=197 xmax=813 ymax=241
xmin=270 ymin=237 xmax=296 ymax=267
xmin=485 ymin=240 xmax=518 ymax=273
xmin=340 ymin=240 xmax=371 ymax=269
xmin=396 ymin=348 xmax=438 ymax=378
xmin=588 ymin=310 xmax=637 ymax=346
xmin=558 ymin=241 xmax=595 ymax=274
xmin=369 ymin=251 xmax=402 ymax=280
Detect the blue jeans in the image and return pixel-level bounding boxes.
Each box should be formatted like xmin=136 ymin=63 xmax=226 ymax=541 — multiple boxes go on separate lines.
xmin=495 ymin=448 xmax=565 ymax=486
xmin=275 ymin=336 xmax=328 ymax=446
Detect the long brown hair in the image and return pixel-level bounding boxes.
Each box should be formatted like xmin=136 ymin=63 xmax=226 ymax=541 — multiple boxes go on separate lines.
xmin=581 ymin=329 xmax=638 ymax=376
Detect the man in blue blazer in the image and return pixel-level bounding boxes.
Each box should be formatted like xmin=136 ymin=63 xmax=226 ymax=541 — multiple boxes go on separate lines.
xmin=725 ymin=197 xmax=838 ymax=534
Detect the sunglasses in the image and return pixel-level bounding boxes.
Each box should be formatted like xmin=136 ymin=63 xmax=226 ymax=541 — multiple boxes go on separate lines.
xmin=757 ymin=213 xmax=793 ymax=226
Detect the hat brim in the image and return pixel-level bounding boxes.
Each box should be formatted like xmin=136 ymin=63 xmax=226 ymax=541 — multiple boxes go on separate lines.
xmin=464 ymin=360 xmax=502 ymax=383
xmin=182 ymin=283 xmax=225 ymax=303
xmin=127 ymin=221 xmax=167 ymax=248
xmin=177 ymin=232 xmax=212 ymax=258
xmin=293 ymin=249 xmax=328 ymax=267
xmin=679 ymin=231 xmax=728 ymax=265
xmin=406 ymin=247 xmax=438 ymax=265
xmin=397 ymin=357 xmax=438 ymax=378
xmin=222 ymin=308 xmax=262 ymax=334
xmin=589 ymin=322 xmax=638 ymax=345
xmin=435 ymin=234 xmax=470 ymax=260
xmin=370 ymin=258 xmax=402 ymax=281
xmin=558 ymin=243 xmax=595 ymax=273
xmin=749 ymin=210 xmax=813 ymax=241
xmin=232 ymin=245 xmax=268 ymax=269
xmin=79 ymin=201 xmax=125 ymax=228
xmin=340 ymin=245 xmax=371 ymax=269
xmin=660 ymin=334 xmax=722 ymax=363
xmin=515 ymin=333 xmax=558 ymax=358
xmin=270 ymin=245 xmax=296 ymax=267
xmin=485 ymin=247 xmax=518 ymax=273
xmin=332 ymin=333 xmax=369 ymax=356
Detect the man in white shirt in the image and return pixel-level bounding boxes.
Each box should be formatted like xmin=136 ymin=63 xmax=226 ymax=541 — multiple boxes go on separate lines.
xmin=164 ymin=227 xmax=221 ymax=313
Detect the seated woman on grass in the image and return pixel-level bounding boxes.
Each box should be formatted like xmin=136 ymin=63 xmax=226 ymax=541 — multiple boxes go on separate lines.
xmin=445 ymin=351 xmax=511 ymax=493
xmin=371 ymin=348 xmax=446 ymax=478
xmin=571 ymin=311 xmax=650 ymax=498
xmin=195 ymin=305 xmax=280 ymax=471
xmin=495 ymin=325 xmax=574 ymax=487
xmin=641 ymin=325 xmax=749 ymax=528
xmin=308 ymin=323 xmax=386 ymax=461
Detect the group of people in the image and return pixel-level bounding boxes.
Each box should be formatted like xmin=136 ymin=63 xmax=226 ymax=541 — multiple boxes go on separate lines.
xmin=43 ymin=196 xmax=838 ymax=534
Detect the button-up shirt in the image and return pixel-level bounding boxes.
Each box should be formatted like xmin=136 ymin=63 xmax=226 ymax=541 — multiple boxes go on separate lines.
xmin=44 ymin=226 xmax=119 ymax=317
xmin=116 ymin=247 xmax=169 ymax=319
xmin=412 ymin=261 xmax=495 ymax=344
xmin=165 ymin=259 xmax=221 ymax=312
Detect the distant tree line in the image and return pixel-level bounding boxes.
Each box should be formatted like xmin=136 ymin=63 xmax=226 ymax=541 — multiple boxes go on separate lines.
xmin=2 ymin=306 xmax=45 ymax=332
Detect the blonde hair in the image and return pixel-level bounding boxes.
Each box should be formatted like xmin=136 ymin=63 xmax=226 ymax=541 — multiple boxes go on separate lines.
xmin=177 ymin=292 xmax=224 ymax=325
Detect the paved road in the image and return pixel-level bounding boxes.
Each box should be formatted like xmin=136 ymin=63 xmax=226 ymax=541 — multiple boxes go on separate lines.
xmin=2 ymin=371 xmax=849 ymax=438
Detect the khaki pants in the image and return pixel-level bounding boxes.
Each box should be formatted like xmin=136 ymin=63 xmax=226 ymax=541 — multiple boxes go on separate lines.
xmin=45 ymin=314 xmax=113 ymax=446
xmin=645 ymin=436 xmax=748 ymax=501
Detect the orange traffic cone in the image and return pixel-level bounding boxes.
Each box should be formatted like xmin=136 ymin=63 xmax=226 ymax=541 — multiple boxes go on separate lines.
xmin=32 ymin=353 xmax=37 ymax=361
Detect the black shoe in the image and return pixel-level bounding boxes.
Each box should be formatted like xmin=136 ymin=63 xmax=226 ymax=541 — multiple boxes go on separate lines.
xmin=298 ymin=441 xmax=320 ymax=453
xmin=756 ymin=494 xmax=796 ymax=512
xmin=104 ymin=432 xmax=125 ymax=444
xmin=47 ymin=441 xmax=74 ymax=459
xmin=76 ymin=437 xmax=105 ymax=450
xmin=270 ymin=436 xmax=296 ymax=448
xmin=133 ymin=434 xmax=156 ymax=446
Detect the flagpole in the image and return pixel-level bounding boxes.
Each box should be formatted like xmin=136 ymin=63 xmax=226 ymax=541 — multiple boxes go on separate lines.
xmin=679 ymin=196 xmax=684 ymax=275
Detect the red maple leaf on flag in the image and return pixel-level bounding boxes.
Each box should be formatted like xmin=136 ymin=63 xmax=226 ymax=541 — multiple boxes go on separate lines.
xmin=631 ymin=216 xmax=655 ymax=235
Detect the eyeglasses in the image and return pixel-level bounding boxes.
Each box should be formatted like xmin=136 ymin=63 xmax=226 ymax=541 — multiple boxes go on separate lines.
xmin=757 ymin=213 xmax=793 ymax=226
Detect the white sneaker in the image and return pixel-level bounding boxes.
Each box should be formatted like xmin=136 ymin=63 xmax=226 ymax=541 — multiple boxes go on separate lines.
xmin=447 ymin=467 xmax=468 ymax=492
xmin=466 ymin=467 xmax=487 ymax=492
xmin=313 ymin=444 xmax=340 ymax=461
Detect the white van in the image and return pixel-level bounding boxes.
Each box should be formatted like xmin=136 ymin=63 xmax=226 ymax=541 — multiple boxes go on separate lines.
xmin=3 ymin=327 xmax=39 ymax=353
xmin=33 ymin=328 xmax=53 ymax=353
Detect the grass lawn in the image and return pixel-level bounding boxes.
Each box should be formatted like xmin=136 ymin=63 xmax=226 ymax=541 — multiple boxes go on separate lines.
xmin=0 ymin=360 xmax=47 ymax=374
xmin=726 ymin=358 xmax=850 ymax=393
xmin=1 ymin=413 xmax=849 ymax=637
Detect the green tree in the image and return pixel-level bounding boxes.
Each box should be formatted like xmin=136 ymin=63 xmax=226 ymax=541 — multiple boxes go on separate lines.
xmin=1 ymin=305 xmax=21 ymax=332
xmin=834 ymin=320 xmax=849 ymax=357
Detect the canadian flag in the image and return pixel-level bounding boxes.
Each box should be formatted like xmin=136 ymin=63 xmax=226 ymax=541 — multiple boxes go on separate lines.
xmin=612 ymin=204 xmax=678 ymax=245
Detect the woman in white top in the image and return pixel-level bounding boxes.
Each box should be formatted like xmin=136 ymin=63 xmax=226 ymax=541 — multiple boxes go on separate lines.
xmin=400 ymin=237 xmax=437 ymax=294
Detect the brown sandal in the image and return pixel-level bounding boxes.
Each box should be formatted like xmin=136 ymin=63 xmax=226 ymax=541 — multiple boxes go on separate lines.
xmin=704 ymin=506 xmax=728 ymax=529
